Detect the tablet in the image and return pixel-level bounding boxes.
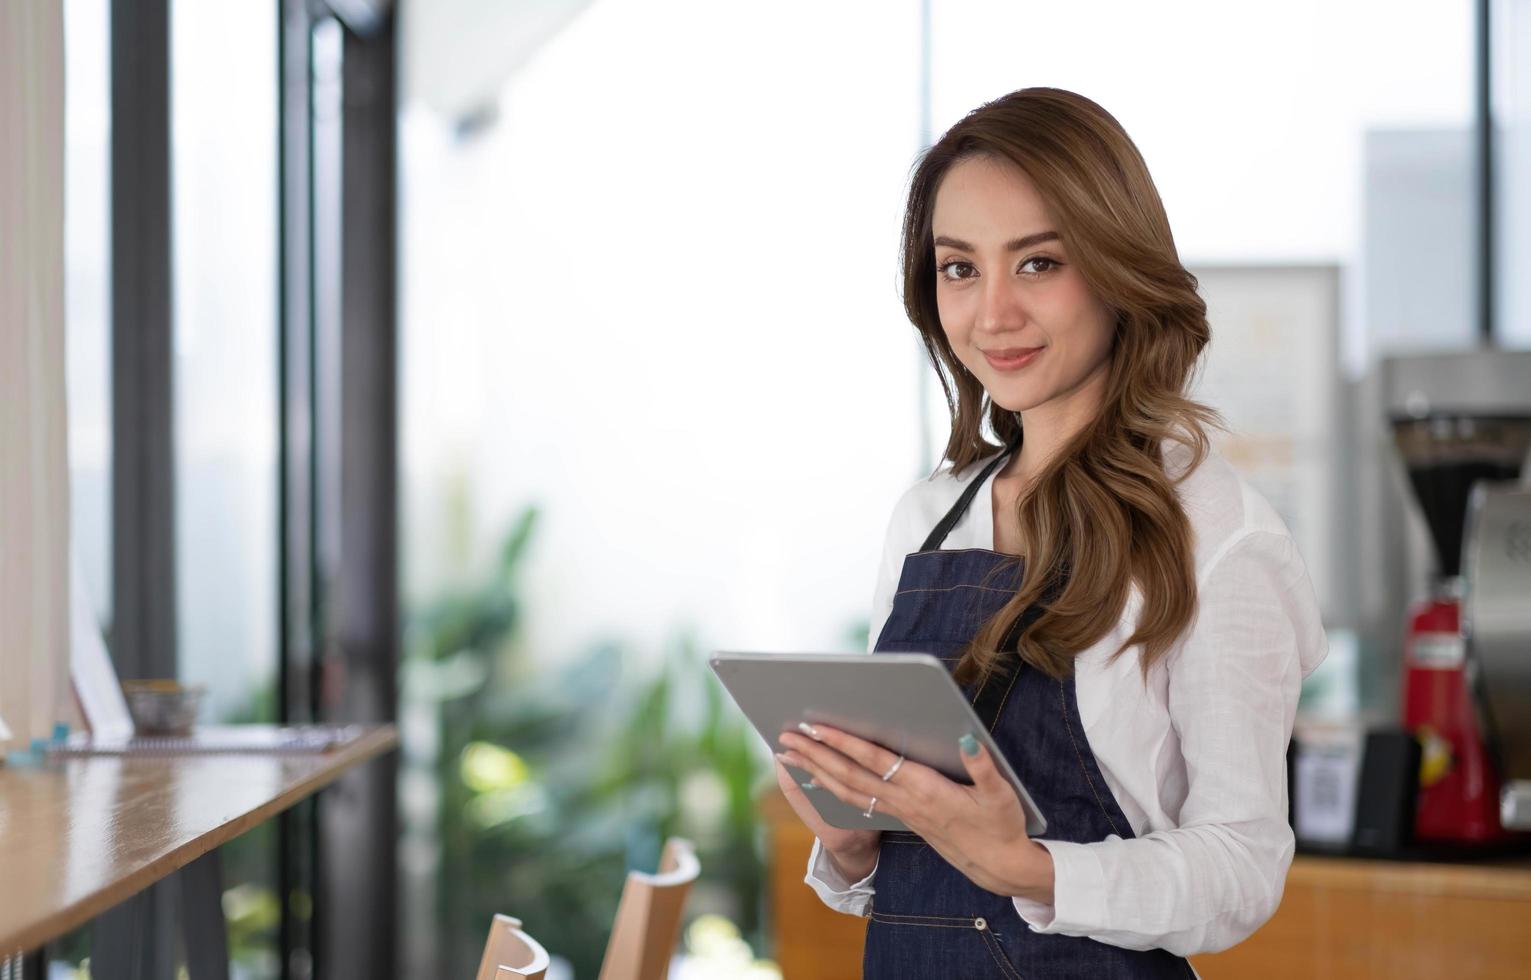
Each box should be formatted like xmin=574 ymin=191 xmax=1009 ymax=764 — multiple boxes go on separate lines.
xmin=709 ymin=651 xmax=1046 ymax=836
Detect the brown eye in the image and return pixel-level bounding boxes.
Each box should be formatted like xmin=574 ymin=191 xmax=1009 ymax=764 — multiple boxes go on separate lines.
xmin=1020 ymin=256 xmax=1060 ymax=275
xmin=937 ymin=260 xmax=975 ymax=281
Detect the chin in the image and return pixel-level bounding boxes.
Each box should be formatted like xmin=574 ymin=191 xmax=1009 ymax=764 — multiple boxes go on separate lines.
xmin=985 ymin=384 xmax=1047 ymax=415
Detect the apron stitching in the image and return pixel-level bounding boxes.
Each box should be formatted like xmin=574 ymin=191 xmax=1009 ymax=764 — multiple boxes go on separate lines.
xmin=866 ymin=911 xmax=984 ymax=928
xmin=909 ymin=546 xmax=1021 ymax=558
xmin=979 ymin=928 xmax=1025 ymax=979
xmin=987 ymin=662 xmax=1022 ymax=735
xmin=894 ymin=583 xmax=1022 ymax=595
xmin=1057 ymin=677 xmax=1126 ymax=837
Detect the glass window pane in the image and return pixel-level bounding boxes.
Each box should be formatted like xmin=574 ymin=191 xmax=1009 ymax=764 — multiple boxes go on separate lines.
xmin=65 ymin=0 xmax=111 ymax=633
xmin=172 ymin=0 xmax=278 ymax=725
xmin=1495 ymin=0 xmax=1531 ymax=348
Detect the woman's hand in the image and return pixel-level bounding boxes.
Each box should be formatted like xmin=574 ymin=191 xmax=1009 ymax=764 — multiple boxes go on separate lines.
xmin=777 ymin=723 xmax=1054 ymax=903
xmin=773 ymin=755 xmax=882 ymax=880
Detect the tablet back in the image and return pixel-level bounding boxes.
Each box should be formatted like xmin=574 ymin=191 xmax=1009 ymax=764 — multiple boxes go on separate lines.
xmin=710 ymin=651 xmax=1046 ymax=836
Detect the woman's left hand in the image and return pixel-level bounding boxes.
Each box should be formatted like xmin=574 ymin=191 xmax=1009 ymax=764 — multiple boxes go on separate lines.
xmin=777 ymin=723 xmax=1054 ymax=903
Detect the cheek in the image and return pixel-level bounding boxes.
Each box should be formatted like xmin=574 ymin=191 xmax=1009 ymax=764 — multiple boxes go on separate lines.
xmin=1050 ymin=286 xmax=1114 ymax=361
xmin=1074 ymin=314 xmax=1114 ymax=362
xmin=935 ymin=294 xmax=974 ymax=355
xmin=934 ymin=292 xmax=962 ymax=335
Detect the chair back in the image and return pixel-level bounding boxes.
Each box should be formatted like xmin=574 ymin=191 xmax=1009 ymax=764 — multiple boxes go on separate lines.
xmin=476 ymin=913 xmax=551 ymax=980
xmin=596 ymin=837 xmax=700 ymax=980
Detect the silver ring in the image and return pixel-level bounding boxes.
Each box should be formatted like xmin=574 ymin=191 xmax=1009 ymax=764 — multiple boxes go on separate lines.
xmin=862 ymin=795 xmax=878 ymax=819
xmin=881 ymin=754 xmax=905 ymax=782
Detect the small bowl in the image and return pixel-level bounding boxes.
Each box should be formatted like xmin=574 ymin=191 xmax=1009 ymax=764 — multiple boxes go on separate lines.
xmin=121 ymin=679 xmax=207 ymax=736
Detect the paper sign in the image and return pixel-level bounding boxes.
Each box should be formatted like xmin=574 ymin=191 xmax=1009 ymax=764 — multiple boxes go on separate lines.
xmin=1294 ymin=743 xmax=1361 ymax=845
xmin=70 ymin=560 xmax=135 ymax=740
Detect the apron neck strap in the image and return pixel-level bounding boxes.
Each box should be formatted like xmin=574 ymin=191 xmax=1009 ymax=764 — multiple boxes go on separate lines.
xmin=917 ymin=438 xmax=1022 ymax=553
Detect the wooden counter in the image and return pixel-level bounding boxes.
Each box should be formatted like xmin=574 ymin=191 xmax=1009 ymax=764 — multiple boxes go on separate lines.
xmin=1192 ymin=852 xmax=1531 ymax=979
xmin=0 ymin=725 xmax=397 ymax=954
xmin=761 ymin=787 xmax=1531 ymax=979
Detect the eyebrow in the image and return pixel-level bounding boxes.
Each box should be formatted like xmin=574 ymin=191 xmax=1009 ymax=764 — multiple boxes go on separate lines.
xmin=932 ymin=231 xmax=1061 ymax=252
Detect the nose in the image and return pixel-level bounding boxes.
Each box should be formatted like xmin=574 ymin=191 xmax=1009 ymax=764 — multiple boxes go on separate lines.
xmin=974 ymin=269 xmax=1027 ymax=336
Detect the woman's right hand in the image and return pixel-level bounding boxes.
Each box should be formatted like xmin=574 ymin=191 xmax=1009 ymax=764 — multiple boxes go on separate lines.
xmin=774 ymin=756 xmax=881 ymax=880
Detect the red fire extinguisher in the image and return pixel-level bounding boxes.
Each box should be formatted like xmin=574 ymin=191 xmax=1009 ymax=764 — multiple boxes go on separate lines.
xmin=1400 ymin=586 xmax=1512 ymax=844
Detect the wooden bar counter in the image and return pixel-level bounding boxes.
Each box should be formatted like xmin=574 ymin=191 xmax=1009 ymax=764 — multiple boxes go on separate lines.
xmin=761 ymin=787 xmax=1531 ymax=979
xmin=0 ymin=725 xmax=398 ymax=955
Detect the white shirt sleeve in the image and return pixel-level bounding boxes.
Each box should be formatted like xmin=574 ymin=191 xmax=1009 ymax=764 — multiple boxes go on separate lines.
xmin=1009 ymin=529 xmax=1326 ymax=955
xmin=803 ymin=836 xmax=879 ymax=916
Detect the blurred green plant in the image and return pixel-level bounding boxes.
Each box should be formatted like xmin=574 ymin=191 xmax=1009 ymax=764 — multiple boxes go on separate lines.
xmin=674 ymin=914 xmax=782 ymax=979
xmin=404 ymin=504 xmax=769 ymax=978
xmin=846 ymin=617 xmax=870 ymax=654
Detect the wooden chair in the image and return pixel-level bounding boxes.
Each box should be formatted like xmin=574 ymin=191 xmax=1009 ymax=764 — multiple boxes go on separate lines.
xmin=479 ymin=836 xmax=700 ymax=980
xmin=597 ymin=836 xmax=701 ymax=980
xmin=476 ymin=914 xmax=551 ymax=980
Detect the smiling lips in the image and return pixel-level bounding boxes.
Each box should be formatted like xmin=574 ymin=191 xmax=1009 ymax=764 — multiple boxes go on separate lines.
xmin=982 ymin=347 xmax=1044 ymax=371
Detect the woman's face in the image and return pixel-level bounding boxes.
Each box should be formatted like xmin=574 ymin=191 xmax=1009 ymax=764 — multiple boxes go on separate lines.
xmin=930 ymin=154 xmax=1116 ymax=418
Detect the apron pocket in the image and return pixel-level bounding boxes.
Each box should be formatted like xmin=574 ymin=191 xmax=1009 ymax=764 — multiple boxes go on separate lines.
xmin=865 ymin=910 xmax=1025 ymax=979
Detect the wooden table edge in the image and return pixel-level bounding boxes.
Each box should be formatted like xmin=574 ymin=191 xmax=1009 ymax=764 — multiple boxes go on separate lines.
xmin=1288 ymin=852 xmax=1531 ymax=900
xmin=2 ymin=725 xmax=399 ymax=954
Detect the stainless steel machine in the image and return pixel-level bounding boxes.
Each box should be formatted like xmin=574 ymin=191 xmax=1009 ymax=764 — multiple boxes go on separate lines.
xmin=1465 ymin=482 xmax=1531 ymax=830
xmin=1383 ymin=349 xmax=1531 ymax=840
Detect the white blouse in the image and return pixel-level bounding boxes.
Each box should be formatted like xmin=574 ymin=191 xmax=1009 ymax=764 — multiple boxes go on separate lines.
xmin=804 ymin=439 xmax=1328 ymax=958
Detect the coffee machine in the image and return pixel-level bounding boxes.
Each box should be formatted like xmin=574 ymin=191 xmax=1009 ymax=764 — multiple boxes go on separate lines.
xmin=1466 ymin=480 xmax=1531 ymax=832
xmin=1384 ymin=350 xmax=1531 ymax=846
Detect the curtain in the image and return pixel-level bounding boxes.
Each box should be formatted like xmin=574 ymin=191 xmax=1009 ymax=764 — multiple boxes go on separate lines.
xmin=0 ymin=0 xmax=70 ymax=746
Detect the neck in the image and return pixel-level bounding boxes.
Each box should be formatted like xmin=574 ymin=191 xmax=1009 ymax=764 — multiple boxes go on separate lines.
xmin=1003 ymin=361 xmax=1109 ymax=484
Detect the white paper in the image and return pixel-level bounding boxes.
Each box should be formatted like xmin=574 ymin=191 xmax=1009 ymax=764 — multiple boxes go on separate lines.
xmin=70 ymin=560 xmax=135 ymax=740
xmin=1294 ymin=743 xmax=1361 ymax=845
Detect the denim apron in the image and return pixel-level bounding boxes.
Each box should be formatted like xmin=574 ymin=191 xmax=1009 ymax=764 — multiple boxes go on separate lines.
xmin=863 ymin=442 xmax=1196 ymax=979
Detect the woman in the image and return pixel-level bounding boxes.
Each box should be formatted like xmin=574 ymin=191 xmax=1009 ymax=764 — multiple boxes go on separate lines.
xmin=772 ymin=87 xmax=1327 ymax=978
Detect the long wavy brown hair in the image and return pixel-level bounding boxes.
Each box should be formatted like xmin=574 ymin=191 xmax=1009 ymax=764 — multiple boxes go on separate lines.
xmin=901 ymin=87 xmax=1222 ymax=685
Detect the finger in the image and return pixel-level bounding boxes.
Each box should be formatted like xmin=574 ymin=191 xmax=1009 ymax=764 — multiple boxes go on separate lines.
xmin=789 ymin=747 xmax=888 ymax=821
xmin=783 ymin=731 xmax=912 ymax=814
xmin=773 ymin=758 xmax=824 ymax=815
xmin=802 ymin=723 xmax=906 ymax=787
xmin=773 ymin=759 xmax=854 ymax=842
xmin=779 ymin=731 xmax=888 ymax=802
xmin=956 ymin=732 xmax=1008 ymax=798
xmin=775 ymin=749 xmax=812 ymax=779
xmin=781 ymin=729 xmax=944 ymax=801
xmin=774 ymin=755 xmax=803 ymax=786
xmin=775 ymin=750 xmax=822 ymax=793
